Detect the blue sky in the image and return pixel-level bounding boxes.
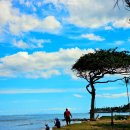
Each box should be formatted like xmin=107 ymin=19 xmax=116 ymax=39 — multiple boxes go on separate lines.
xmin=0 ymin=0 xmax=130 ymax=115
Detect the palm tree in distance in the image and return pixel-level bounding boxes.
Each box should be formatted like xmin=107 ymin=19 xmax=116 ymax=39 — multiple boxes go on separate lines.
xmin=124 ymin=77 xmax=130 ymax=115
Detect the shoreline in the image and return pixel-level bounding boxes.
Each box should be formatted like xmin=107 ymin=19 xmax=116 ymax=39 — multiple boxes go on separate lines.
xmin=53 ymin=116 xmax=130 ymax=130
xmin=53 ymin=115 xmax=130 ymax=129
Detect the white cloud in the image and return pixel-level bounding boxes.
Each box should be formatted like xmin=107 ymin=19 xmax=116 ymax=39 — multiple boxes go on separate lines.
xmin=64 ymin=68 xmax=78 ymax=80
xmin=73 ymin=94 xmax=83 ymax=98
xmin=104 ymin=26 xmax=113 ymax=30
xmin=13 ymin=40 xmax=29 ymax=49
xmin=1 ymin=0 xmax=129 ymax=36
xmin=128 ymin=38 xmax=130 ymax=42
xmin=0 ymin=0 xmax=62 ymax=35
xmin=24 ymin=1 xmax=32 ymax=7
xmin=39 ymin=107 xmax=76 ymax=112
xmin=26 ymin=69 xmax=61 ymax=79
xmin=114 ymin=40 xmax=124 ymax=46
xmin=40 ymin=107 xmax=66 ymax=111
xmin=0 ymin=88 xmax=85 ymax=94
xmin=0 ymin=27 xmax=3 ymax=34
xmin=9 ymin=15 xmax=61 ymax=35
xmin=0 ymin=88 xmax=65 ymax=94
xmin=30 ymin=39 xmax=51 ymax=48
xmin=108 ymin=40 xmax=125 ymax=46
xmin=97 ymin=87 xmax=119 ymax=91
xmin=96 ymin=92 xmax=130 ymax=98
xmin=19 ymin=0 xmax=25 ymax=5
xmin=19 ymin=0 xmax=44 ymax=8
xmin=44 ymin=0 xmax=130 ymax=28
xmin=0 ymin=70 xmax=15 ymax=78
xmin=113 ymin=18 xmax=130 ymax=28
xmin=0 ymin=48 xmax=95 ymax=78
xmin=12 ymin=39 xmax=51 ymax=49
xmin=81 ymin=33 xmax=105 ymax=41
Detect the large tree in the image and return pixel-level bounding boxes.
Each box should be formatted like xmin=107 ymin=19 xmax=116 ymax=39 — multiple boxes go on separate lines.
xmin=72 ymin=48 xmax=130 ymax=120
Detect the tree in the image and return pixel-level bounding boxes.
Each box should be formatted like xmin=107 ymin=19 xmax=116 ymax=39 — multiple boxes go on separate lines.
xmin=72 ymin=48 xmax=130 ymax=120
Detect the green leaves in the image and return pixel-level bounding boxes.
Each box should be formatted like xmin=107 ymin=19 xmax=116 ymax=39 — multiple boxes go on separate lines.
xmin=72 ymin=48 xmax=130 ymax=80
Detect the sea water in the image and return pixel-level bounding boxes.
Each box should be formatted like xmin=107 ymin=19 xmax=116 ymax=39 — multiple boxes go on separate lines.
xmin=0 ymin=113 xmax=89 ymax=130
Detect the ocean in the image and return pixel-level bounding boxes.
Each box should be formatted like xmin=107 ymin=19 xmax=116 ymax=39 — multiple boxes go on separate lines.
xmin=0 ymin=112 xmax=129 ymax=130
xmin=0 ymin=113 xmax=89 ymax=130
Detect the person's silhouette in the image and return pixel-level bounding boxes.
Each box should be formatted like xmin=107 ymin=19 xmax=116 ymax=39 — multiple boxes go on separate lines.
xmin=54 ymin=118 xmax=61 ymax=128
xmin=64 ymin=108 xmax=72 ymax=125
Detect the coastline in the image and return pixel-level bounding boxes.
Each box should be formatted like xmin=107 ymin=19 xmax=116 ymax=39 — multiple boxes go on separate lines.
xmin=53 ymin=116 xmax=130 ymax=130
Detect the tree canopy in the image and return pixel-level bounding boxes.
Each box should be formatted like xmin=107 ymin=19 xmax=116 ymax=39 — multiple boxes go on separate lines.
xmin=72 ymin=48 xmax=130 ymax=82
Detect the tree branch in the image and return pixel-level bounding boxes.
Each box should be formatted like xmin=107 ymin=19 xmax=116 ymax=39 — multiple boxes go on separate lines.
xmin=86 ymin=84 xmax=92 ymax=94
xmin=114 ymin=0 xmax=120 ymax=9
xmin=93 ymin=73 xmax=104 ymax=82
xmin=95 ymin=77 xmax=124 ymax=84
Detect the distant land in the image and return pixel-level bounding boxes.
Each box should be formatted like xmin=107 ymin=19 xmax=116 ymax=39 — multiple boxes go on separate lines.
xmin=95 ymin=103 xmax=130 ymax=113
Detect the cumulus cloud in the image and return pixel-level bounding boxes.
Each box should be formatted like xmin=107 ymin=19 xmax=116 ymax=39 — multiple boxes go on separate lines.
xmin=81 ymin=33 xmax=105 ymax=41
xmin=44 ymin=0 xmax=130 ymax=28
xmin=0 ymin=48 xmax=94 ymax=78
xmin=0 ymin=0 xmax=61 ymax=35
xmin=113 ymin=18 xmax=130 ymax=28
xmin=1 ymin=0 xmax=129 ymax=37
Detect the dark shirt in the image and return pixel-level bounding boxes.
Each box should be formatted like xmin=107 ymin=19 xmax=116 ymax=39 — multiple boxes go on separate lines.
xmin=55 ymin=119 xmax=61 ymax=128
xmin=45 ymin=125 xmax=50 ymax=130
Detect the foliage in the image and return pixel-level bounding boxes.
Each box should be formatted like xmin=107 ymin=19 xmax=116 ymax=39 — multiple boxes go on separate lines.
xmin=95 ymin=103 xmax=130 ymax=113
xmin=72 ymin=48 xmax=130 ymax=82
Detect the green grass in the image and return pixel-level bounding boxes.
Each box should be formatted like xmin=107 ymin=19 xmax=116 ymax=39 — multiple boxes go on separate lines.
xmin=53 ymin=119 xmax=130 ymax=130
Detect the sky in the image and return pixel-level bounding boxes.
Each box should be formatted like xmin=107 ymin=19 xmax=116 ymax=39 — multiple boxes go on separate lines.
xmin=0 ymin=0 xmax=130 ymax=115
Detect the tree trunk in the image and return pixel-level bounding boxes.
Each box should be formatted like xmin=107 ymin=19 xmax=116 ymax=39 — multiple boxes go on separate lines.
xmin=90 ymin=84 xmax=95 ymax=120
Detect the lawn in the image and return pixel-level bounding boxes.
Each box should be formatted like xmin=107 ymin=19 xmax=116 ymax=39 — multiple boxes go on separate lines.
xmin=53 ymin=118 xmax=130 ymax=130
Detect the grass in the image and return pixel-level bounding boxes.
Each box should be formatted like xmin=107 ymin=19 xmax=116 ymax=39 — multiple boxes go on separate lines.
xmin=53 ymin=118 xmax=130 ymax=130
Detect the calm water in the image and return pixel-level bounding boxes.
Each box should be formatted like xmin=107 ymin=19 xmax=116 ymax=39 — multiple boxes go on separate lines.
xmin=0 ymin=113 xmax=88 ymax=130
xmin=0 ymin=112 xmax=129 ymax=130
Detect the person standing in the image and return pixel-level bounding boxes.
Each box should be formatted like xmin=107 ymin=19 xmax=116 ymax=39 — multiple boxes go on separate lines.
xmin=64 ymin=108 xmax=72 ymax=125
